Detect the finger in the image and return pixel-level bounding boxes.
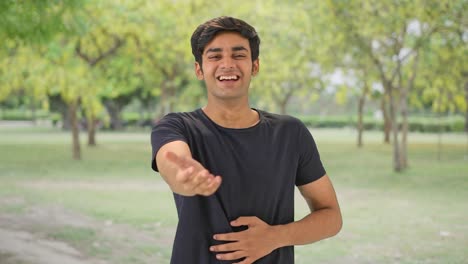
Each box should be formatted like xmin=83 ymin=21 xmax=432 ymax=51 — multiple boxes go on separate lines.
xmin=210 ymin=241 xmax=241 ymax=252
xmin=215 ymin=250 xmax=247 ymax=261
xmin=189 ymin=171 xmax=211 ymax=191
xmin=192 ymin=169 xmax=211 ymax=187
xmin=197 ymin=175 xmax=222 ymax=196
xmin=197 ymin=174 xmax=220 ymax=192
xmin=213 ymin=231 xmax=241 ymax=242
xmin=207 ymin=175 xmax=222 ymax=189
xmin=231 ymin=216 xmax=258 ymax=227
xmin=176 ymin=166 xmax=194 ymax=183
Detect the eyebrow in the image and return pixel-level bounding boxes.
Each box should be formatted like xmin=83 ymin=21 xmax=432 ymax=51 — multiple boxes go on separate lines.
xmin=205 ymin=46 xmax=248 ymax=54
xmin=232 ymin=46 xmax=248 ymax=52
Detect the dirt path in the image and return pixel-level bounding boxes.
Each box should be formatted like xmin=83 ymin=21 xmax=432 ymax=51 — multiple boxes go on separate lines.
xmin=0 ymin=196 xmax=172 ymax=264
xmin=0 ymin=228 xmax=94 ymax=264
xmin=0 ymin=204 xmax=105 ymax=264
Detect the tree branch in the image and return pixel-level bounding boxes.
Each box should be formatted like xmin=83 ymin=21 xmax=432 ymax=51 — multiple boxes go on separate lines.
xmin=75 ymin=32 xmax=124 ymax=66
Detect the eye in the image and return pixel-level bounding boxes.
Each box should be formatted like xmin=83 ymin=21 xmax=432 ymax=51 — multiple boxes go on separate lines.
xmin=234 ymin=54 xmax=246 ymax=59
xmin=208 ymin=55 xmax=221 ymax=60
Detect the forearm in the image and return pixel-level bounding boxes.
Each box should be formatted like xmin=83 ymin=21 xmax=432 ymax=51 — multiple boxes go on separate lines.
xmin=156 ymin=145 xmax=221 ymax=196
xmin=275 ymin=207 xmax=342 ymax=248
xmin=158 ymin=165 xmax=189 ymax=195
xmin=156 ymin=142 xmax=195 ymax=195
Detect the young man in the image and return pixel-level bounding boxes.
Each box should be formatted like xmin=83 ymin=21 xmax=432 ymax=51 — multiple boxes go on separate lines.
xmin=151 ymin=16 xmax=342 ymax=264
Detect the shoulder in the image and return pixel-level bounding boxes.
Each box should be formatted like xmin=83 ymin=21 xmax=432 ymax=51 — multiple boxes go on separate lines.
xmin=154 ymin=109 xmax=203 ymax=128
xmin=257 ymin=109 xmax=305 ymax=129
xmin=158 ymin=109 xmax=201 ymax=122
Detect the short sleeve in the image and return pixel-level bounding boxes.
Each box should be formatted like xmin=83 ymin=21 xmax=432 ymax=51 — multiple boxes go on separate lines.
xmin=150 ymin=113 xmax=188 ymax=172
xmin=295 ymin=122 xmax=326 ymax=186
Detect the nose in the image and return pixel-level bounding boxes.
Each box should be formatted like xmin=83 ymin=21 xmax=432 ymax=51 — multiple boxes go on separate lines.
xmin=220 ymin=56 xmax=235 ymax=69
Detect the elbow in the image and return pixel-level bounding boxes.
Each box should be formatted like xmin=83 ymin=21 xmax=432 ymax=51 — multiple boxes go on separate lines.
xmin=331 ymin=209 xmax=343 ymax=237
xmin=322 ymin=206 xmax=342 ymax=238
xmin=335 ymin=214 xmax=343 ymax=236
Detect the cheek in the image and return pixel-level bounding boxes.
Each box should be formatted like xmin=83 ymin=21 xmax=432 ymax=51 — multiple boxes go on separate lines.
xmin=205 ymin=65 xmax=213 ymax=72
xmin=243 ymin=62 xmax=254 ymax=73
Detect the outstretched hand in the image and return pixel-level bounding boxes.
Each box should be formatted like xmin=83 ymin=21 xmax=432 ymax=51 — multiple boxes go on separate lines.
xmin=210 ymin=216 xmax=281 ymax=264
xmin=165 ymin=151 xmax=222 ymax=196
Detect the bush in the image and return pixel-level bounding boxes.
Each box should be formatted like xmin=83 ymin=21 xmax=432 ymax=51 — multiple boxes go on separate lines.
xmin=0 ymin=109 xmax=50 ymax=121
xmin=2 ymin=109 xmax=464 ymax=133
xmin=297 ymin=115 xmax=465 ymax=133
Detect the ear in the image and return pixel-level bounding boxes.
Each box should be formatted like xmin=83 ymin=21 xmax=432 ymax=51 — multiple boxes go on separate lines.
xmin=252 ymin=59 xmax=260 ymax=76
xmin=195 ymin=62 xmax=204 ymax=80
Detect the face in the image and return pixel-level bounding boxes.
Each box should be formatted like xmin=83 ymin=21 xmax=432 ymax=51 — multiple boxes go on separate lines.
xmin=195 ymin=32 xmax=259 ymax=103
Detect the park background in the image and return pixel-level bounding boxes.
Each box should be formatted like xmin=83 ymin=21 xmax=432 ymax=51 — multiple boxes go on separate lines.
xmin=0 ymin=0 xmax=467 ymax=263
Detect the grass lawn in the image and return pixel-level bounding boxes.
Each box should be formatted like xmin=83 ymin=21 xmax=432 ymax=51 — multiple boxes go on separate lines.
xmin=0 ymin=126 xmax=467 ymax=263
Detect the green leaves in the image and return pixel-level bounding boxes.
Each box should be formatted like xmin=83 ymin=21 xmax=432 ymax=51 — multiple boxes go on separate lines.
xmin=0 ymin=0 xmax=465 ymax=116
xmin=0 ymin=0 xmax=85 ymax=44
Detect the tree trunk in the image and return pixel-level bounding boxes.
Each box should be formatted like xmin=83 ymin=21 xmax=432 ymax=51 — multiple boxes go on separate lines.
xmin=30 ymin=97 xmax=37 ymax=125
xmin=357 ymin=78 xmax=370 ymax=148
xmin=357 ymin=92 xmax=365 ymax=148
xmin=465 ymin=79 xmax=468 ymax=132
xmin=60 ymin=111 xmax=71 ymax=130
xmin=437 ymin=113 xmax=443 ymax=161
xmin=104 ymin=100 xmax=123 ymax=130
xmin=168 ymin=84 xmax=176 ymax=114
xmin=156 ymin=104 xmax=165 ymax=121
xmin=278 ymin=89 xmax=293 ymax=115
xmin=158 ymin=84 xmax=169 ymax=118
xmin=437 ymin=87 xmax=445 ymax=161
xmin=48 ymin=94 xmax=71 ymax=130
xmin=381 ymin=95 xmax=391 ymax=144
xmin=280 ymin=101 xmax=287 ymax=115
xmin=87 ymin=114 xmax=96 ymax=146
xmin=388 ymin=87 xmax=402 ymax=172
xmin=400 ymin=87 xmax=409 ymax=169
xmin=69 ymin=100 xmax=81 ymax=160
xmin=400 ymin=52 xmax=420 ymax=169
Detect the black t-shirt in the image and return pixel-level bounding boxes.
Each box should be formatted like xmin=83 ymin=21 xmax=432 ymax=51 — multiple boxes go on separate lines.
xmin=151 ymin=108 xmax=326 ymax=264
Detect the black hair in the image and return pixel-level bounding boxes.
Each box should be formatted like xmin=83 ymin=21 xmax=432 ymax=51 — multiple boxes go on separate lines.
xmin=190 ymin=16 xmax=260 ymax=65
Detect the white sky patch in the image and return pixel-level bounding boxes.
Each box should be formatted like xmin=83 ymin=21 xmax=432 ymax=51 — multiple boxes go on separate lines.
xmin=407 ymin=20 xmax=422 ymax=36
xmin=372 ymin=40 xmax=381 ymax=51
xmin=398 ymin=47 xmax=413 ymax=61
xmin=307 ymin=62 xmax=322 ymax=78
xmin=323 ymin=68 xmax=359 ymax=94
xmin=372 ymin=82 xmax=384 ymax=93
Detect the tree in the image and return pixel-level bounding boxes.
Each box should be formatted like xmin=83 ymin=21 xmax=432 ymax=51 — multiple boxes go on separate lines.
xmin=75 ymin=29 xmax=125 ymax=135
xmin=0 ymin=0 xmax=86 ymax=159
xmin=324 ymin=0 xmax=460 ymax=171
xmin=45 ymin=38 xmax=98 ymax=159
xmin=251 ymin=3 xmax=324 ymax=114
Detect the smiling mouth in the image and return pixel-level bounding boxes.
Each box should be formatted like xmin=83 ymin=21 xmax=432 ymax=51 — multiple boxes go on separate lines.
xmin=217 ymin=75 xmax=239 ymax=81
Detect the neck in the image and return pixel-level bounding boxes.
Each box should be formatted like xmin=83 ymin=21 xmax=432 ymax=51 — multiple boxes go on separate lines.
xmin=202 ymin=102 xmax=259 ymax=129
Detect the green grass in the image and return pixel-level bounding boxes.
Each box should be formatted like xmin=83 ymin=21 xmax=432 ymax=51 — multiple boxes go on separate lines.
xmin=0 ymin=126 xmax=467 ymax=263
xmin=50 ymin=227 xmax=97 ymax=247
xmin=26 ymin=188 xmax=177 ymax=227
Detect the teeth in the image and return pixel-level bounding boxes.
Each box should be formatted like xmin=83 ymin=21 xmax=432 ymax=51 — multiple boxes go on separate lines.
xmin=219 ymin=75 xmax=238 ymax=81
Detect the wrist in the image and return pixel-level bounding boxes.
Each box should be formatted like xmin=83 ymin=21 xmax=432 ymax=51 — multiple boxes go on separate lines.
xmin=272 ymin=224 xmax=292 ymax=249
xmin=170 ymin=184 xmax=196 ymax=196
